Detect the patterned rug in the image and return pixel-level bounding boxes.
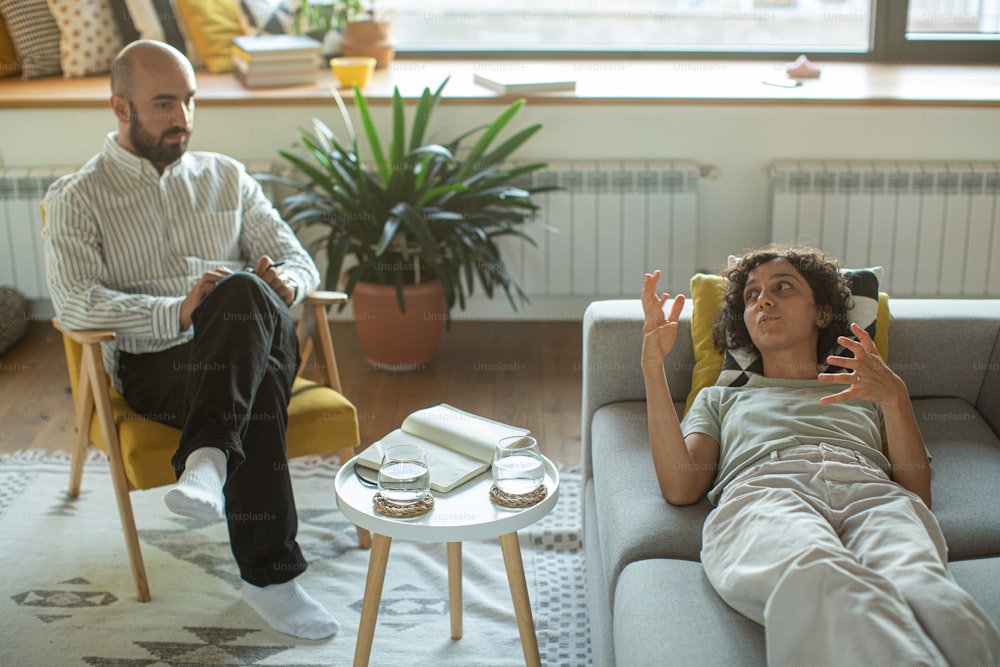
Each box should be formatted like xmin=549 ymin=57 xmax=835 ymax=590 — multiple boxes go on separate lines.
xmin=0 ymin=450 xmax=591 ymax=667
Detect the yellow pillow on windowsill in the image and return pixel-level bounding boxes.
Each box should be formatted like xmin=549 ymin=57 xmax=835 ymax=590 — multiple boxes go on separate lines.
xmin=173 ymin=0 xmax=243 ymax=73
xmin=683 ymin=272 xmax=890 ymax=415
xmin=0 ymin=13 xmax=19 ymax=78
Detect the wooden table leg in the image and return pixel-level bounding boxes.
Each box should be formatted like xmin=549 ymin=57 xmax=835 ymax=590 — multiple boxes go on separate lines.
xmin=447 ymin=542 xmax=462 ymax=639
xmin=499 ymin=532 xmax=541 ymax=667
xmin=353 ymin=533 xmax=392 ymax=667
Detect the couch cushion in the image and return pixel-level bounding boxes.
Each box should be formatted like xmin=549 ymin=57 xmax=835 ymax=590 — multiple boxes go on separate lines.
xmin=917 ymin=398 xmax=1000 ymax=559
xmin=591 ymin=402 xmax=711 ymax=604
xmin=611 ymin=557 xmax=998 ymax=666
xmin=614 ymin=559 xmax=765 ymax=666
xmin=950 ymin=558 xmax=1000 ymax=626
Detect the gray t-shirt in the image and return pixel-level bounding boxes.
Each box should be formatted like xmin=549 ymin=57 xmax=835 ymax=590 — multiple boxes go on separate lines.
xmin=681 ymin=374 xmax=891 ymax=504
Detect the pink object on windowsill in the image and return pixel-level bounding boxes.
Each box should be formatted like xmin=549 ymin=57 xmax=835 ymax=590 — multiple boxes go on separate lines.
xmin=786 ymin=55 xmax=822 ymax=79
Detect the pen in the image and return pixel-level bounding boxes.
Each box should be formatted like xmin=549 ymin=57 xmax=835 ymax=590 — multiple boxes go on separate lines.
xmin=245 ymin=261 xmax=286 ymax=273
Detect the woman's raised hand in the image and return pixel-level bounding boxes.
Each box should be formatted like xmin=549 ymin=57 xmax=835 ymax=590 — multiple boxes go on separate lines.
xmin=819 ymin=323 xmax=907 ymax=406
xmin=642 ymin=270 xmax=685 ymax=368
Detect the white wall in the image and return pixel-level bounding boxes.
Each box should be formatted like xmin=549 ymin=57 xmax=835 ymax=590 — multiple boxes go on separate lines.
xmin=3 ymin=102 xmax=998 ymax=318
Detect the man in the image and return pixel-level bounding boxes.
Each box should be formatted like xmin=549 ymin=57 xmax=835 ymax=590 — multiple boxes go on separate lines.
xmin=42 ymin=40 xmax=337 ymax=640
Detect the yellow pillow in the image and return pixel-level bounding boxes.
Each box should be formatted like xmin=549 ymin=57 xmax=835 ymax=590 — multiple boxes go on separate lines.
xmin=173 ymin=0 xmax=242 ymax=73
xmin=0 ymin=16 xmax=21 ymax=77
xmin=683 ymin=273 xmax=891 ymax=415
xmin=0 ymin=14 xmax=18 ymax=78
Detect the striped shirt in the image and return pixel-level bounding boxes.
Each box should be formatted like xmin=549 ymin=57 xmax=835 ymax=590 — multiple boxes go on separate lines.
xmin=42 ymin=132 xmax=320 ymax=389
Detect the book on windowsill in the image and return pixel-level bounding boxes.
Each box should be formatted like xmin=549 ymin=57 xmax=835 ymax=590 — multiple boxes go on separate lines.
xmin=232 ymin=52 xmax=317 ymax=74
xmin=473 ymin=67 xmax=577 ymax=95
xmin=231 ymin=34 xmax=322 ymax=62
xmin=234 ymin=67 xmax=318 ymax=88
xmin=356 ymin=404 xmax=530 ymax=493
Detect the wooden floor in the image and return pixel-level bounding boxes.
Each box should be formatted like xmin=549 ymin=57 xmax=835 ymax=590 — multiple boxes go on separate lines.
xmin=0 ymin=321 xmax=582 ymax=469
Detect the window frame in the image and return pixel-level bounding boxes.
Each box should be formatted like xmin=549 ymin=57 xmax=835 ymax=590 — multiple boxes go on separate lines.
xmin=390 ymin=1 xmax=999 ymax=64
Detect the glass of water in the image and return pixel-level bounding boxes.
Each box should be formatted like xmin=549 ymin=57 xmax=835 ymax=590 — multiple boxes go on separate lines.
xmin=492 ymin=436 xmax=544 ymax=496
xmin=377 ymin=444 xmax=430 ymax=505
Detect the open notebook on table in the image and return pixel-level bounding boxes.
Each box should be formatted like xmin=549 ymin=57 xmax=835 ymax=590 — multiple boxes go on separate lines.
xmin=356 ymin=404 xmax=530 ymax=493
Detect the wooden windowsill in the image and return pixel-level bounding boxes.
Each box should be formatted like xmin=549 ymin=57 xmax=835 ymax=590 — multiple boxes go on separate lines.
xmin=0 ymin=59 xmax=998 ymax=109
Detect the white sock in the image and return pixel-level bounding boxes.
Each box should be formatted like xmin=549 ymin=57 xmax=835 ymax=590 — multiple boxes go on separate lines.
xmin=164 ymin=447 xmax=227 ymax=522
xmin=242 ymin=579 xmax=339 ymax=640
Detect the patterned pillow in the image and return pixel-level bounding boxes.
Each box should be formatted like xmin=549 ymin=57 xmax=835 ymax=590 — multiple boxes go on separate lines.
xmin=239 ymin=0 xmax=295 ymax=36
xmin=48 ymin=0 xmax=123 ymax=78
xmin=116 ymin=0 xmax=202 ymax=67
xmin=106 ymin=0 xmax=139 ymax=43
xmin=0 ymin=0 xmax=63 ymax=79
xmin=718 ymin=266 xmax=884 ymax=386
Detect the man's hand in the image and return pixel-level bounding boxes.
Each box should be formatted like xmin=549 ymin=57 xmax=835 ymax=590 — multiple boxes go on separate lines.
xmin=252 ymin=255 xmax=295 ymax=306
xmin=180 ymin=268 xmax=233 ymax=330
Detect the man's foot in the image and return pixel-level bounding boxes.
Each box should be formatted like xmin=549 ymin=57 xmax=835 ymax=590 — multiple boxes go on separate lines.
xmin=164 ymin=447 xmax=226 ymax=521
xmin=242 ymin=579 xmax=339 ymax=640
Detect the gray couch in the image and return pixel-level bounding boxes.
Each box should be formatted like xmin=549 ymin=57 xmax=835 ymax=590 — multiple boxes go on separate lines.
xmin=581 ymin=298 xmax=1000 ymax=666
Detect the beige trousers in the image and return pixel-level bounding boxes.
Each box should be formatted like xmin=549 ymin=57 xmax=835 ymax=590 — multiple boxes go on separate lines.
xmin=701 ymin=443 xmax=1000 ymax=667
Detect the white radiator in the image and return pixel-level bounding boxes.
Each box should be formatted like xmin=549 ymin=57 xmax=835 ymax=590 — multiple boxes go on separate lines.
xmin=506 ymin=161 xmax=699 ymax=299
xmin=0 ymin=166 xmax=76 ymax=300
xmin=770 ymin=160 xmax=1000 ymax=297
xmin=0 ymin=161 xmax=700 ymax=314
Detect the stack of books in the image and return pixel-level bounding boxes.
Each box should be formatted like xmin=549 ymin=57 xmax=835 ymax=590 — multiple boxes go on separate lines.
xmin=231 ymin=34 xmax=322 ymax=88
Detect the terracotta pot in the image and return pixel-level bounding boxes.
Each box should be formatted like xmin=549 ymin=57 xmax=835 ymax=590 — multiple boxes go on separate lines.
xmin=351 ymin=280 xmax=447 ymax=371
xmin=340 ymin=20 xmax=395 ymax=69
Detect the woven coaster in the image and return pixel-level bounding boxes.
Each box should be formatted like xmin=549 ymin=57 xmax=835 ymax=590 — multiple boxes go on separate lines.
xmin=490 ymin=483 xmax=547 ymax=508
xmin=373 ymin=492 xmax=434 ymax=517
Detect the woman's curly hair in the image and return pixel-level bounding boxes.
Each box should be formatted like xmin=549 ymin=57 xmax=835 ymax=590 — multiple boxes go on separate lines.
xmin=711 ymin=244 xmax=854 ymax=364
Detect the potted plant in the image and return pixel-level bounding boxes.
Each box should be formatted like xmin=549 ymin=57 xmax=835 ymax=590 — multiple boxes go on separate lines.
xmin=293 ymin=0 xmax=363 ymax=59
xmin=339 ymin=1 xmax=395 ymax=68
xmin=265 ymin=78 xmax=552 ymax=370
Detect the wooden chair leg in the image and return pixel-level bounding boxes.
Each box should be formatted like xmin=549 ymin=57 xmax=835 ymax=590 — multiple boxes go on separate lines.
xmin=82 ymin=344 xmax=151 ymax=602
xmin=68 ymin=366 xmax=95 ymax=498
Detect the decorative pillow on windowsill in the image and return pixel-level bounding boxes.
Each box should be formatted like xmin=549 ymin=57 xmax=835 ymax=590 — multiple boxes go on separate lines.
xmin=238 ymin=0 xmax=295 ymax=36
xmin=109 ymin=0 xmax=204 ymax=68
xmin=173 ymin=0 xmax=244 ymax=73
xmin=48 ymin=0 xmax=123 ymax=78
xmin=0 ymin=0 xmax=63 ymax=79
xmin=683 ymin=268 xmax=891 ymax=415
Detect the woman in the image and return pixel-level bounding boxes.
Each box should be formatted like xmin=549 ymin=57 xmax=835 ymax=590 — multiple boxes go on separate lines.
xmin=641 ymin=244 xmax=1000 ymax=666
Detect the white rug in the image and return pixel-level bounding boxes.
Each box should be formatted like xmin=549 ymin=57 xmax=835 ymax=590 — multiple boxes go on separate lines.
xmin=0 ymin=450 xmax=591 ymax=667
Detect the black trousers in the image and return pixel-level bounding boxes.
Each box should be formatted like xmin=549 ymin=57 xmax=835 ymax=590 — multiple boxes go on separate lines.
xmin=119 ymin=272 xmax=306 ymax=586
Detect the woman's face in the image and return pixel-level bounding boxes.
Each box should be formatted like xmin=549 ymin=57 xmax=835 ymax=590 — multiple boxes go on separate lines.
xmin=742 ymin=258 xmax=829 ymax=357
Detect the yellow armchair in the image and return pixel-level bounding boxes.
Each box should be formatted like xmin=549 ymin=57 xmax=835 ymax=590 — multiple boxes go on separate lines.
xmin=55 ymin=290 xmax=370 ymax=603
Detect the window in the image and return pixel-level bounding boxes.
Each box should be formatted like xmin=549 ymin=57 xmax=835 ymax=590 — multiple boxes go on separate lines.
xmin=378 ymin=0 xmax=999 ymax=62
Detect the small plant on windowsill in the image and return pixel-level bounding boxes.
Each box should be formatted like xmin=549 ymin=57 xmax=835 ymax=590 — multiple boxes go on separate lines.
xmin=293 ymin=0 xmax=363 ymax=35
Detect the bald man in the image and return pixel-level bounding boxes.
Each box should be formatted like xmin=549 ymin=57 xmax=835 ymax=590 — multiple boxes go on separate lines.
xmin=42 ymin=41 xmax=337 ymax=640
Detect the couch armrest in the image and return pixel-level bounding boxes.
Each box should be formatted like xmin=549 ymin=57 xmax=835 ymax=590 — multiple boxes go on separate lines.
xmin=581 ymin=299 xmax=694 ymax=481
xmin=976 ymin=317 xmax=1000 ymax=435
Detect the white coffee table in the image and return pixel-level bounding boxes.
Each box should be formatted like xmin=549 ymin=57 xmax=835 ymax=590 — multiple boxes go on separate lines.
xmin=334 ymin=456 xmax=560 ymax=667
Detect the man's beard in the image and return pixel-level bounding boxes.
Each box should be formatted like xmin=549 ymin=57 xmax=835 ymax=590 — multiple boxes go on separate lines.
xmin=128 ymin=102 xmax=189 ymax=166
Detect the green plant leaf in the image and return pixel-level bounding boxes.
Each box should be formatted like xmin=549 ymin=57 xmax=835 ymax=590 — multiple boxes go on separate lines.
xmin=354 ymin=85 xmax=390 ymax=186
xmin=389 ymin=87 xmax=405 ymax=176
xmin=453 ymin=99 xmax=525 ymax=183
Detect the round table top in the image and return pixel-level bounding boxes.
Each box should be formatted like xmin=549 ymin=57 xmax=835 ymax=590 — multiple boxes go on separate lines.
xmin=334 ymin=456 xmax=560 ymax=542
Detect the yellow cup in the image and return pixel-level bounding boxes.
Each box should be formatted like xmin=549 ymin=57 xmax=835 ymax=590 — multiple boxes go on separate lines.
xmin=330 ymin=56 xmax=376 ymax=88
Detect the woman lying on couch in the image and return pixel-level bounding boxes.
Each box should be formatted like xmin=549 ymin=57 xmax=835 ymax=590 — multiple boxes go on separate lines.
xmin=641 ymin=244 xmax=1000 ymax=666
